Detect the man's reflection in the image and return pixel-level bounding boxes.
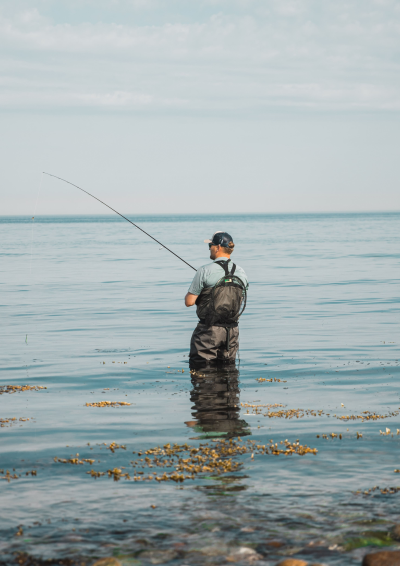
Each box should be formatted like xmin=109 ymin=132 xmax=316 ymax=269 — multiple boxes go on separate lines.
xmin=185 ymin=366 xmax=251 ymax=439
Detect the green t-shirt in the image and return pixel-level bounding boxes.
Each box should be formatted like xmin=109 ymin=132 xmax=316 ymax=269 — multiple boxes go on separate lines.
xmin=188 ymin=258 xmax=248 ymax=296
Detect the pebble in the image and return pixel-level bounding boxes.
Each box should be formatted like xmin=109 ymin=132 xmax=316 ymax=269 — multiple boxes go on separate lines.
xmin=226 ymin=547 xmax=263 ymax=561
xmin=199 ymin=543 xmax=229 ymax=556
xmin=362 ymin=550 xmax=400 ymax=566
xmin=92 ymin=558 xmax=122 ymax=566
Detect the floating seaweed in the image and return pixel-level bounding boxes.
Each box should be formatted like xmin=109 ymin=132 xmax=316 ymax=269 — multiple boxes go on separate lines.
xmin=86 ymin=437 xmax=318 ymax=483
xmin=240 ymin=403 xmax=399 ymax=423
xmin=339 ymin=411 xmax=399 ymax=423
xmin=241 ymin=403 xmax=324 ymax=419
xmin=255 ymin=377 xmax=287 ymax=383
xmin=54 ymin=455 xmax=95 ymax=465
xmin=85 ymin=401 xmax=131 ymax=407
xmin=0 ymin=417 xmax=30 ymax=428
xmin=86 ymin=470 xmax=105 ymax=478
xmin=379 ymin=428 xmax=400 ymax=435
xmin=1 ymin=469 xmax=37 ymax=482
xmin=0 ymin=385 xmax=46 ymax=395
xmin=1 ymin=471 xmax=19 ymax=482
xmin=103 ymin=442 xmax=126 ymax=452
xmin=355 ymin=486 xmax=400 ymax=496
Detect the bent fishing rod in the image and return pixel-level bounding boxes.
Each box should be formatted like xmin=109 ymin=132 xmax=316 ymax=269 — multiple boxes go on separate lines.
xmin=43 ymin=172 xmax=197 ymax=272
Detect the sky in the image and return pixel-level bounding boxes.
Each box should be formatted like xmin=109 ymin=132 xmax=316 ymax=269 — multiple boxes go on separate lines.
xmin=1 ymin=0 xmax=400 ymax=214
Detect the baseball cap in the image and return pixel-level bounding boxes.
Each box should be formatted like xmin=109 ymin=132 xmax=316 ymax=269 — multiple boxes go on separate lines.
xmin=204 ymin=231 xmax=234 ymax=248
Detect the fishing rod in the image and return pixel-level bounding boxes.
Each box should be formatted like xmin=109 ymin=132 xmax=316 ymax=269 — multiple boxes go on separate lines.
xmin=43 ymin=172 xmax=197 ymax=272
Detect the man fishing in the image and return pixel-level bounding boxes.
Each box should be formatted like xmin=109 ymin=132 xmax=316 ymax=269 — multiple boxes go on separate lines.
xmin=185 ymin=231 xmax=248 ymax=368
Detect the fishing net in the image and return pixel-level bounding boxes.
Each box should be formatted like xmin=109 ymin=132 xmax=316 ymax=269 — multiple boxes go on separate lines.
xmin=195 ymin=273 xmax=247 ymax=328
xmin=206 ymin=275 xmax=247 ymax=327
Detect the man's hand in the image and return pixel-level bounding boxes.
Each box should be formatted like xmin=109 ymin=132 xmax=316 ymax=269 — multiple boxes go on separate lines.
xmin=185 ymin=292 xmax=198 ymax=307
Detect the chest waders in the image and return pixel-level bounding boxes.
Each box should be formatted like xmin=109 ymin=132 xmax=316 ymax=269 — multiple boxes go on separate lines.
xmin=194 ymin=260 xmax=247 ymax=353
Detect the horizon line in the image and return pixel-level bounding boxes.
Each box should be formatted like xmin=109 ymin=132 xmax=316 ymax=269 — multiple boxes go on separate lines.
xmin=1 ymin=210 xmax=400 ymax=217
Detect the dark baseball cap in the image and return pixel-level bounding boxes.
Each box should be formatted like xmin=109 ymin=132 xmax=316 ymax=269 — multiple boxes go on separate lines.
xmin=204 ymin=231 xmax=234 ymax=247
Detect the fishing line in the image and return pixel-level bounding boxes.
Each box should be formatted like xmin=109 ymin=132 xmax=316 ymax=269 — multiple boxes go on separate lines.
xmin=27 ymin=171 xmax=44 ymax=345
xmin=43 ymin=172 xmax=197 ymax=272
xmin=26 ymin=172 xmax=43 ymax=455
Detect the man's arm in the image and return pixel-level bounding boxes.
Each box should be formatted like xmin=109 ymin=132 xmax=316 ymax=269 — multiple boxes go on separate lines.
xmin=185 ymin=292 xmax=198 ymax=307
xmin=185 ymin=266 xmax=204 ymax=307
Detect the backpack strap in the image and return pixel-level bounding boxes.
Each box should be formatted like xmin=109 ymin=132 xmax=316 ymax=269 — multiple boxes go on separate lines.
xmin=214 ymin=260 xmax=230 ymax=276
xmin=214 ymin=259 xmax=236 ymax=277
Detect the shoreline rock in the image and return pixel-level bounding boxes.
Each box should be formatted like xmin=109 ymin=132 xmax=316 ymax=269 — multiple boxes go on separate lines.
xmin=362 ymin=550 xmax=400 ymax=566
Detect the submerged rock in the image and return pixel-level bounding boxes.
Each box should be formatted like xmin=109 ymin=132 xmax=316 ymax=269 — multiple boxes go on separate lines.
xmin=92 ymin=559 xmax=122 ymax=566
xmin=391 ymin=525 xmax=400 ymax=541
xmin=345 ymin=530 xmax=394 ymax=552
xmin=197 ymin=510 xmax=230 ymax=520
xmin=138 ymin=549 xmax=178 ymax=564
xmin=275 ymin=560 xmax=308 ymax=566
xmin=362 ymin=551 xmax=400 ymax=566
xmin=267 ymin=540 xmax=285 ymax=548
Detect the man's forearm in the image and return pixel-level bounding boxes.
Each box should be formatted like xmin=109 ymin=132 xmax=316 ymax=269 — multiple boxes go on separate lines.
xmin=185 ymin=292 xmax=198 ymax=307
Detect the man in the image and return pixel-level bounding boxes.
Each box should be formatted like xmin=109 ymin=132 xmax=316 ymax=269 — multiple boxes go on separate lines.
xmin=185 ymin=231 xmax=248 ymax=368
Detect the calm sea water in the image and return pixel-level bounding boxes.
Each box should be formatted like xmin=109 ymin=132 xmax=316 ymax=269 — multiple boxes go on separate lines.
xmin=1 ymin=213 xmax=400 ymax=566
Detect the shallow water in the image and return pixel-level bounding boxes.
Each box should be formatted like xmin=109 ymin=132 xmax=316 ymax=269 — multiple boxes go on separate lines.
xmin=1 ymin=212 xmax=400 ymax=566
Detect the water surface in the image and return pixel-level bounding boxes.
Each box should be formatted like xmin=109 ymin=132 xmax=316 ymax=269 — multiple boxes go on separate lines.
xmin=1 ymin=213 xmax=400 ymax=565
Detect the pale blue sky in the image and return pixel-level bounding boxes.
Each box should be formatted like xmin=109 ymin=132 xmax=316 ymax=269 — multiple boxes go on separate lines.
xmin=1 ymin=0 xmax=400 ymax=214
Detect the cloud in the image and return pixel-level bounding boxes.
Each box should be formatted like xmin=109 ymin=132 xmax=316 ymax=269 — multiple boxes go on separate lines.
xmin=74 ymin=91 xmax=153 ymax=106
xmin=0 ymin=0 xmax=399 ymax=112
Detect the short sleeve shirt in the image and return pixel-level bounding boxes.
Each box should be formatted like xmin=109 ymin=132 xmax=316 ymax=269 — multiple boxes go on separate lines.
xmin=188 ymin=258 xmax=248 ymax=296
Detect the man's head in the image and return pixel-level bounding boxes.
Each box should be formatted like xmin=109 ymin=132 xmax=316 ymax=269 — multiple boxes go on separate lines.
xmin=204 ymin=231 xmax=235 ymax=260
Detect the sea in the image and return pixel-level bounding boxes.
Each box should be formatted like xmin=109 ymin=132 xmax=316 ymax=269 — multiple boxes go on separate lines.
xmin=1 ymin=212 xmax=399 ymax=566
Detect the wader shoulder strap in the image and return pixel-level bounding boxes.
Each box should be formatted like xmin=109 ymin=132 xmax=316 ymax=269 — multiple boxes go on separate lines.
xmin=214 ymin=260 xmax=236 ymax=277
